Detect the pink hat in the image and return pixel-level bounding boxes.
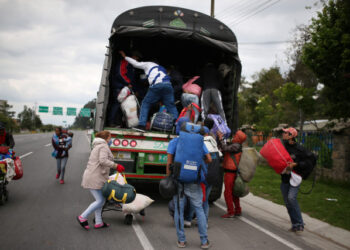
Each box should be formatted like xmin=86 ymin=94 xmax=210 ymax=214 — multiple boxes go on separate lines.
xmin=282 ymin=127 xmax=298 ymax=138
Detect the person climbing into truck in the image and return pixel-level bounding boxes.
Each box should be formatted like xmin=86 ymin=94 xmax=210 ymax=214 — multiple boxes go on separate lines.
xmin=198 ymin=63 xmax=226 ymax=123
xmin=119 ymin=50 xmax=178 ymax=132
xmin=107 ymin=51 xmax=141 ymax=127
xmin=217 ymin=130 xmax=247 ymax=218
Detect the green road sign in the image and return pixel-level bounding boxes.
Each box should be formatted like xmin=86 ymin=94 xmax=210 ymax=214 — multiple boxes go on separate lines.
xmin=38 ymin=106 xmax=49 ymax=113
xmin=53 ymin=107 xmax=63 ymax=115
xmin=66 ymin=107 xmax=76 ymax=116
xmin=80 ymin=108 xmax=91 ymax=117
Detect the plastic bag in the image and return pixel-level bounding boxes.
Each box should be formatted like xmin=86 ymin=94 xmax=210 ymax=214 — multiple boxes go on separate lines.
xmin=109 ymin=172 xmax=126 ymax=185
xmin=122 ymin=194 xmax=154 ymax=214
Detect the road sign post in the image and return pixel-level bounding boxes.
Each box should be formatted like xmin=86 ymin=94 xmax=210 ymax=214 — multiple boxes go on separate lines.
xmin=53 ymin=107 xmax=63 ymax=115
xmin=38 ymin=106 xmax=49 ymax=113
xmin=80 ymin=108 xmax=91 ymax=117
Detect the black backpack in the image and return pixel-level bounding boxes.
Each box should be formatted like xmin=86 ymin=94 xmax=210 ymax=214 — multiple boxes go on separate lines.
xmin=205 ymin=152 xmax=222 ymax=185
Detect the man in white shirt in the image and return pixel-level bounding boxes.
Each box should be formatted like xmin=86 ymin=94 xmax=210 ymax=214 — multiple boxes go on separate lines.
xmin=119 ymin=51 xmax=178 ymax=131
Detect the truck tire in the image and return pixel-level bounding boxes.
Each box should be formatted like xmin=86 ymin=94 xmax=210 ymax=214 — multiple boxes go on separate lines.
xmin=208 ymin=169 xmax=224 ymax=203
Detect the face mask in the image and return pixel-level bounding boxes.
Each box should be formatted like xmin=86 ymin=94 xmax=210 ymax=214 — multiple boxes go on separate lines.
xmin=108 ymin=139 xmax=113 ymax=147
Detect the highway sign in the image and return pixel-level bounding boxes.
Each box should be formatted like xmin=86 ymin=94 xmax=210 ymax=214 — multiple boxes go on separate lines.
xmin=67 ymin=107 xmax=77 ymax=116
xmin=80 ymin=108 xmax=91 ymax=117
xmin=53 ymin=107 xmax=63 ymax=115
xmin=38 ymin=106 xmax=49 ymax=113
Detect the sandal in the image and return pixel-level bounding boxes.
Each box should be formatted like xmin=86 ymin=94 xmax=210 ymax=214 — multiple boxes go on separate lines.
xmin=94 ymin=222 xmax=110 ymax=229
xmin=76 ymin=216 xmax=89 ymax=230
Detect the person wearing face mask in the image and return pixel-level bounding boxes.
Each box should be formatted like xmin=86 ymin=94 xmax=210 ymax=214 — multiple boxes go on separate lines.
xmin=77 ymin=130 xmax=125 ymax=230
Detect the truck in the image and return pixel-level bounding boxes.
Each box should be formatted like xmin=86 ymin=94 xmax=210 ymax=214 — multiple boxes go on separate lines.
xmin=93 ymin=6 xmax=242 ymax=202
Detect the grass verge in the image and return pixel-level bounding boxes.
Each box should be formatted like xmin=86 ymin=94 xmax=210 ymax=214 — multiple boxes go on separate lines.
xmin=248 ymin=164 xmax=350 ymax=231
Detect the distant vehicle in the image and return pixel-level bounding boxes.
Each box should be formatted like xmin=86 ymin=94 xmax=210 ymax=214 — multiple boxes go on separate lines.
xmin=93 ymin=6 xmax=242 ymax=202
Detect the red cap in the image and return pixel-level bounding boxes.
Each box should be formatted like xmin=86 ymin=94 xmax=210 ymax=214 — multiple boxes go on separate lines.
xmin=282 ymin=127 xmax=298 ymax=138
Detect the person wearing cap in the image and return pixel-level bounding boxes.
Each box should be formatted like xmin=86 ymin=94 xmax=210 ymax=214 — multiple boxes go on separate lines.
xmin=217 ymin=130 xmax=247 ymax=218
xmin=119 ymin=50 xmax=178 ymax=132
xmin=281 ymin=127 xmax=308 ymax=235
xmin=0 ymin=122 xmax=15 ymax=148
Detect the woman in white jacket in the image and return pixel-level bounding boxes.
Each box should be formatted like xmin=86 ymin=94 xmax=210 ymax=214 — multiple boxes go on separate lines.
xmin=77 ymin=131 xmax=125 ymax=230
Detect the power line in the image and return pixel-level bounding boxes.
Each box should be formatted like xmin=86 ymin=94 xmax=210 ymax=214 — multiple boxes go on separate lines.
xmin=217 ymin=0 xmax=259 ymax=20
xmin=227 ymin=0 xmax=276 ymax=26
xmin=231 ymin=0 xmax=282 ymax=26
xmin=240 ymin=40 xmax=291 ymax=45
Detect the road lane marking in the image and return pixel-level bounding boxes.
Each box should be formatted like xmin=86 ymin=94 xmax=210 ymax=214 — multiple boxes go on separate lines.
xmin=214 ymin=202 xmax=302 ymax=250
xmin=132 ymin=217 xmax=154 ymax=250
xmin=45 ymin=143 xmax=51 ymax=147
xmin=19 ymin=152 xmax=33 ymax=159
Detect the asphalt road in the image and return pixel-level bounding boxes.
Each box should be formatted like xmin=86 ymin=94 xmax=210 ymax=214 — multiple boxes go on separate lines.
xmin=0 ymin=131 xmax=344 ymax=250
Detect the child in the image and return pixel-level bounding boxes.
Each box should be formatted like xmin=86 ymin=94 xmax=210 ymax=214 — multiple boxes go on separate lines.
xmin=218 ymin=130 xmax=247 ymax=218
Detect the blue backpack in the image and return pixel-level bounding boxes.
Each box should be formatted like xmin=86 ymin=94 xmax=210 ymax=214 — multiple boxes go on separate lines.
xmin=174 ymin=122 xmax=206 ymax=183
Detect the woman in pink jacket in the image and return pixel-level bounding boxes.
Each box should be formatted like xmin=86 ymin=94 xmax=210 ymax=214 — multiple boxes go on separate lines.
xmin=77 ymin=131 xmax=125 ymax=230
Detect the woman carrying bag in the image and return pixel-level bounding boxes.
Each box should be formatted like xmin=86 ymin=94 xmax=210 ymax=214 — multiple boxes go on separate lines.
xmin=77 ymin=131 xmax=125 ymax=230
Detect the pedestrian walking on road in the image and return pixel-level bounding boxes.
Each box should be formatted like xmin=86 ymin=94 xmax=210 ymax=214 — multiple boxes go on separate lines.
xmin=280 ymin=127 xmax=310 ymax=235
xmin=77 ymin=131 xmax=125 ymax=230
xmin=218 ymin=130 xmax=246 ymax=218
xmin=51 ymin=127 xmax=71 ymax=184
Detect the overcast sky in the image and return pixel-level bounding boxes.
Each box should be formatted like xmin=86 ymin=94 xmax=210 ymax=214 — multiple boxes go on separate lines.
xmin=0 ymin=0 xmax=320 ymax=126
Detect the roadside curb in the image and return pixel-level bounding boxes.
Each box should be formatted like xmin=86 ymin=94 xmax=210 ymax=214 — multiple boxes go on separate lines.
xmin=240 ymin=193 xmax=350 ymax=249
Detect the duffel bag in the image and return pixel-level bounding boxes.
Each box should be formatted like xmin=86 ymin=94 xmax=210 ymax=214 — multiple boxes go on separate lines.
xmin=208 ymin=114 xmax=231 ymax=139
xmin=260 ymin=138 xmax=293 ymax=174
xmin=238 ymin=148 xmax=260 ymax=182
xmin=233 ymin=174 xmax=249 ymax=198
xmin=150 ymin=112 xmax=174 ymax=132
xmin=12 ymin=157 xmax=23 ymax=180
xmin=102 ymin=180 xmax=136 ymax=204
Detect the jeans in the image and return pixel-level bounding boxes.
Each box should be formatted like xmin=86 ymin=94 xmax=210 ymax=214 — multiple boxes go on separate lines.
xmin=80 ymin=189 xmax=105 ymax=225
xmin=201 ymin=88 xmax=226 ymax=122
xmin=107 ymin=88 xmax=122 ymax=125
xmin=181 ymin=93 xmax=200 ymax=123
xmin=280 ymin=182 xmax=304 ymax=229
xmin=186 ymin=185 xmax=212 ymax=223
xmin=56 ymin=157 xmax=68 ymax=181
xmin=173 ymin=183 xmax=208 ymax=244
xmin=139 ymin=82 xmax=178 ymax=126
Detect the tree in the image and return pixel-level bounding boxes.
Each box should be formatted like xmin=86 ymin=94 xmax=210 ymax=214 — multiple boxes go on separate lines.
xmin=17 ymin=105 xmax=42 ymax=130
xmin=302 ymin=0 xmax=350 ymax=119
xmin=72 ymin=100 xmax=96 ymax=129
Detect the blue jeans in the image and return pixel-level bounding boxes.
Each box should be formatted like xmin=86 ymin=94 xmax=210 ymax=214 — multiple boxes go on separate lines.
xmin=181 ymin=93 xmax=200 ymax=123
xmin=186 ymin=185 xmax=212 ymax=223
xmin=139 ymin=82 xmax=178 ymax=126
xmin=80 ymin=189 xmax=105 ymax=225
xmin=56 ymin=157 xmax=68 ymax=181
xmin=280 ymin=182 xmax=304 ymax=229
xmin=173 ymin=183 xmax=208 ymax=245
xmin=107 ymin=88 xmax=122 ymax=125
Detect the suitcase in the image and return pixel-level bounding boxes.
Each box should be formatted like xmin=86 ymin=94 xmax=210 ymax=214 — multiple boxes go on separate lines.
xmin=208 ymin=114 xmax=231 ymax=138
xmin=121 ymin=95 xmax=139 ymax=128
xmin=260 ymin=138 xmax=293 ymax=174
xmin=150 ymin=112 xmax=174 ymax=132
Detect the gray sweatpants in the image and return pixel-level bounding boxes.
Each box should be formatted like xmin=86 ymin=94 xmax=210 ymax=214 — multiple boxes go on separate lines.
xmin=201 ymin=88 xmax=226 ymax=122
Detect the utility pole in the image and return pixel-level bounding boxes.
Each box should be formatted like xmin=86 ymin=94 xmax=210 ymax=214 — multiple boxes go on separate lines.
xmin=210 ymin=0 xmax=215 ymax=17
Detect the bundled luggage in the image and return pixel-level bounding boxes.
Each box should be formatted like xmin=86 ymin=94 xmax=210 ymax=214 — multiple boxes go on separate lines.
xmin=182 ymin=76 xmax=202 ymax=97
xmin=208 ymin=114 xmax=231 ymax=139
xmin=122 ymin=194 xmax=154 ymax=214
xmin=176 ymin=102 xmax=201 ymax=124
xmin=233 ymin=173 xmax=249 ymax=197
xmin=150 ymin=112 xmax=174 ymax=132
xmin=12 ymin=157 xmax=23 ymax=180
xmin=102 ymin=173 xmax=136 ymax=204
xmin=121 ymin=95 xmax=139 ymax=128
xmin=260 ymin=138 xmax=293 ymax=174
xmin=237 ymin=148 xmax=260 ymax=182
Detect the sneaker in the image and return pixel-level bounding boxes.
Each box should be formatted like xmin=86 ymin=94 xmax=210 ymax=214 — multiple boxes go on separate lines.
xmin=56 ymin=173 xmax=60 ymax=179
xmin=295 ymin=227 xmax=304 ymax=235
xmin=177 ymin=241 xmax=186 ymax=248
xmin=132 ymin=125 xmax=146 ymax=132
xmin=221 ymin=213 xmax=234 ymax=218
xmin=59 ymin=180 xmax=64 ymax=184
xmin=288 ymin=227 xmax=296 ymax=232
xmin=235 ymin=212 xmax=242 ymax=217
xmin=184 ymin=220 xmax=191 ymax=228
xmin=201 ymin=240 xmax=211 ymax=249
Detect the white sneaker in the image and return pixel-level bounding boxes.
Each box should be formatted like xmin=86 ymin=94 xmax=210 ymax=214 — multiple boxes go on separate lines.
xmin=184 ymin=220 xmax=192 ymax=228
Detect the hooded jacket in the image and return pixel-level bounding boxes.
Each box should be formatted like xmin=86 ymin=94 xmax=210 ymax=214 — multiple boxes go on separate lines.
xmin=81 ymin=138 xmax=116 ymax=189
xmin=219 ymin=130 xmax=247 ymax=171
